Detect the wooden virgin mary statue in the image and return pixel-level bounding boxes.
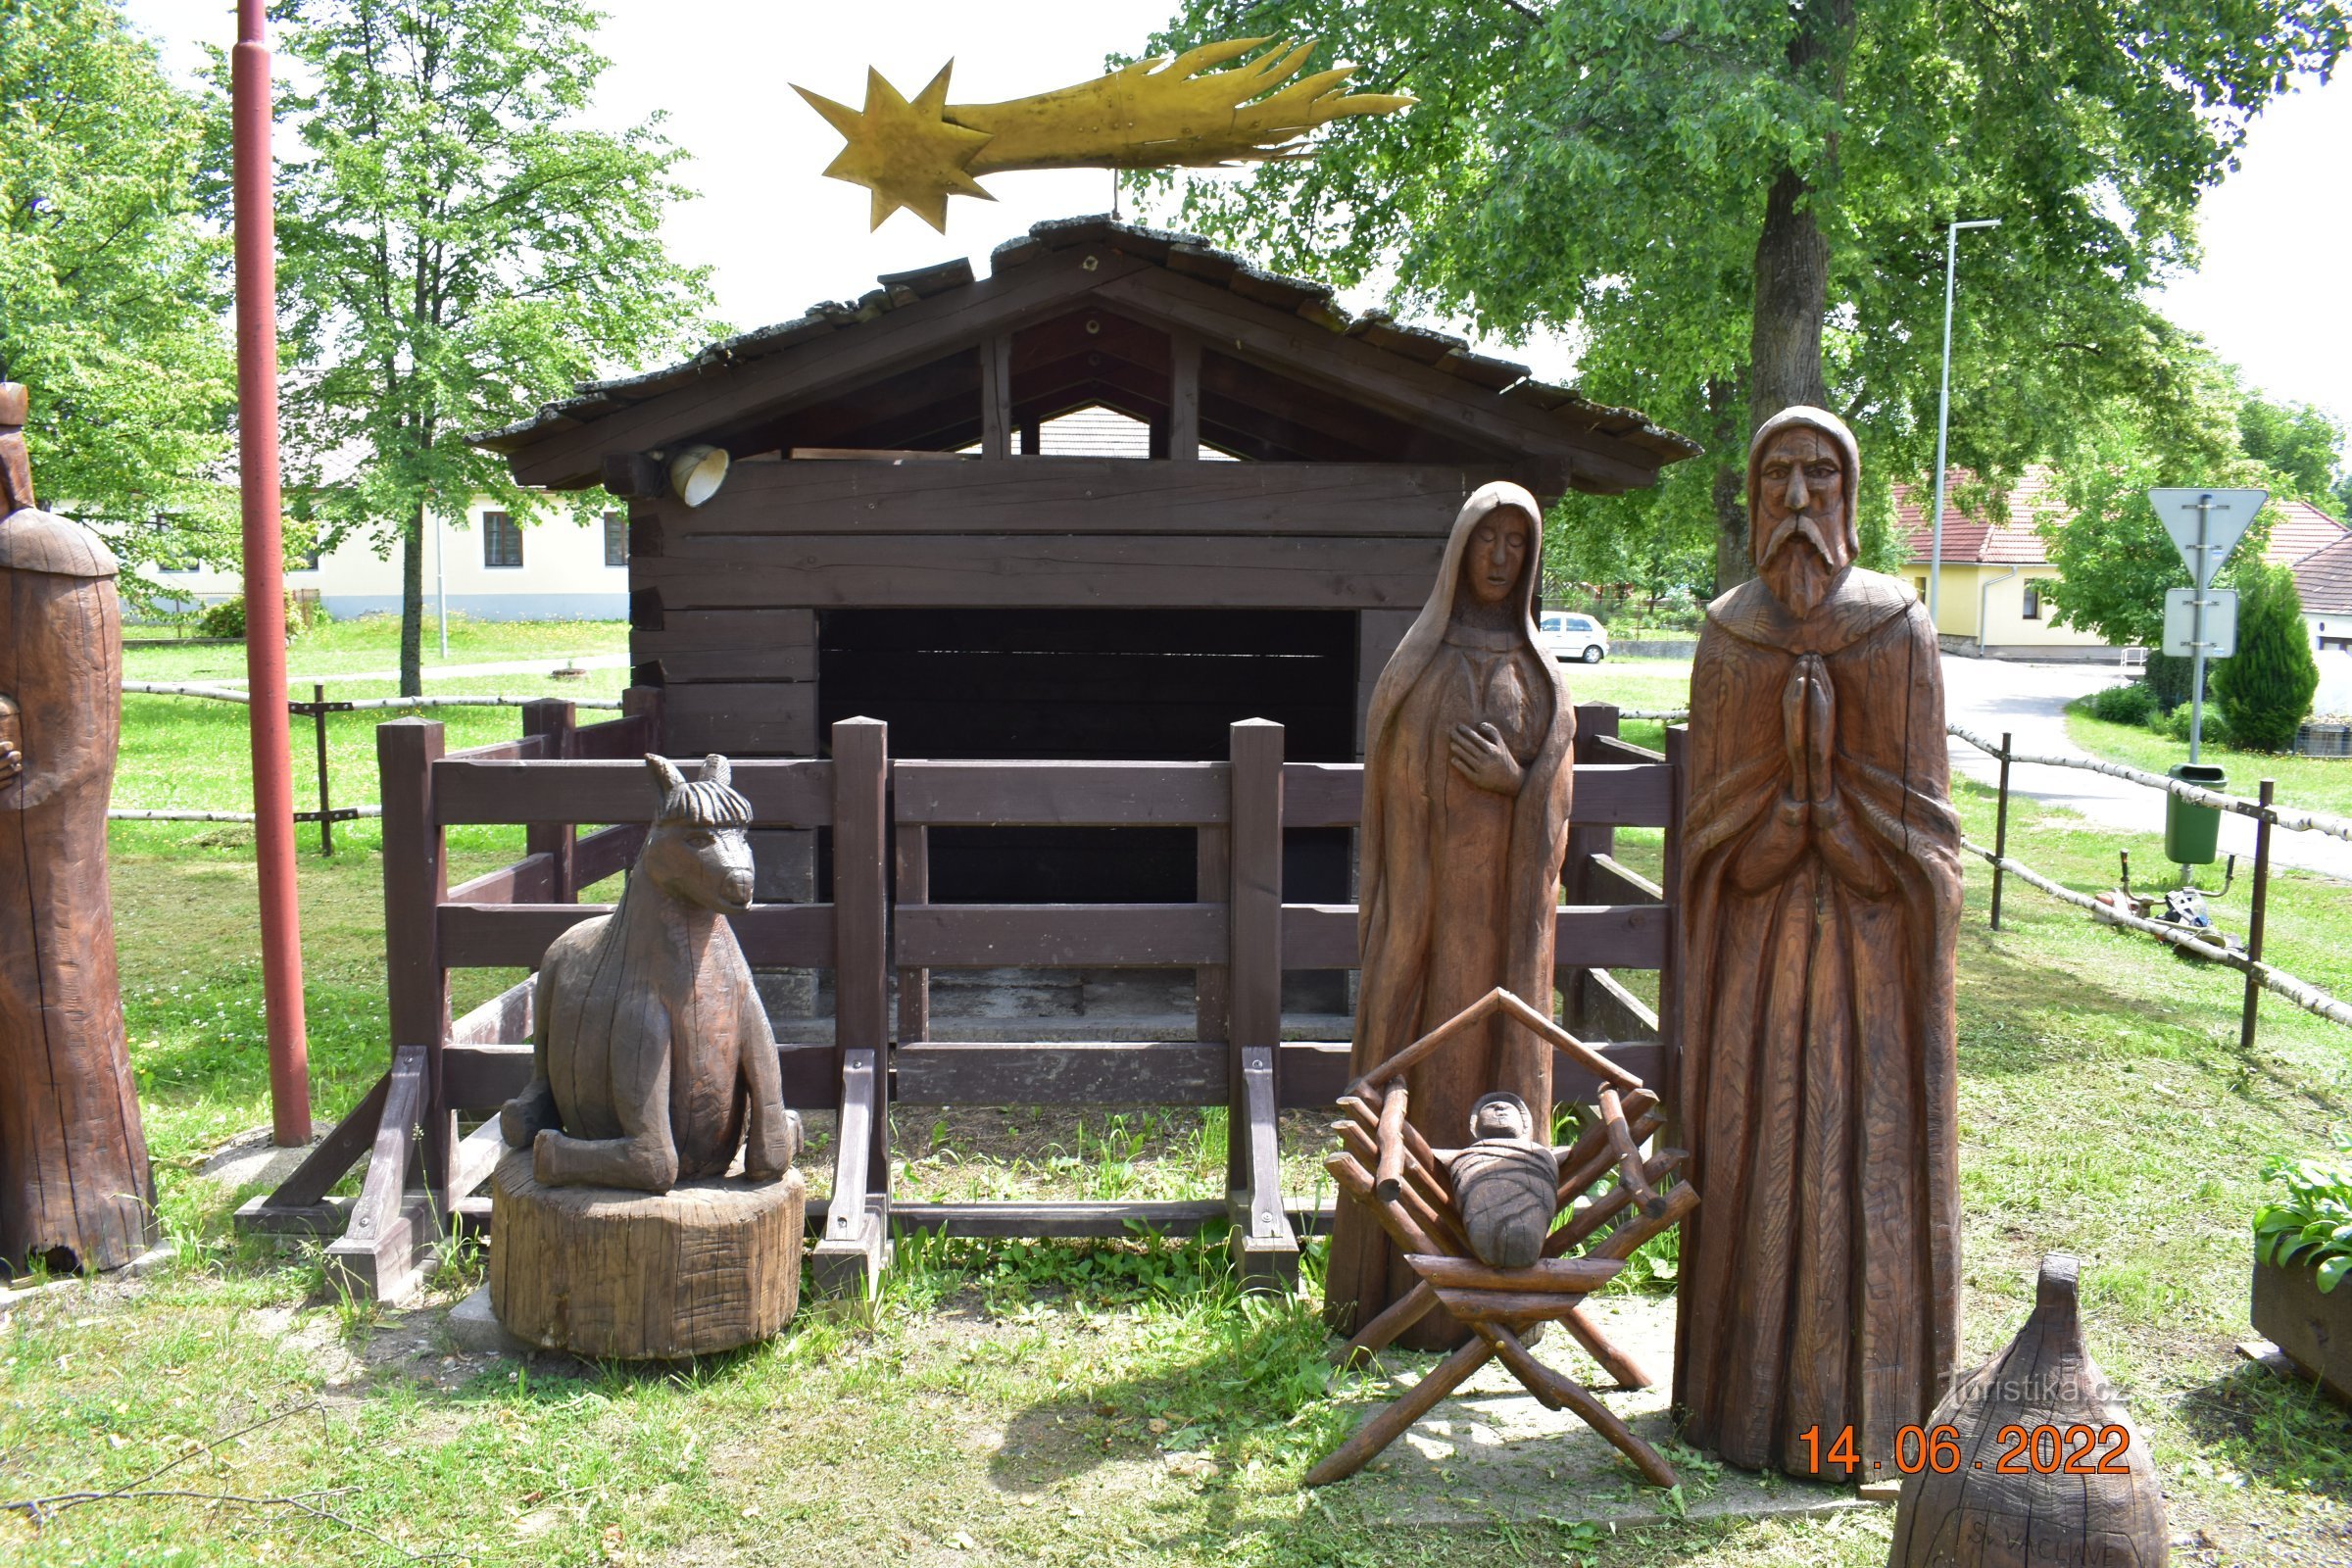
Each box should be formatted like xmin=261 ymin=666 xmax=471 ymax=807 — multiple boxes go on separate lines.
xmin=1324 ymin=481 xmax=1575 ymax=1348
xmin=1673 ymin=406 xmax=1963 ymax=1480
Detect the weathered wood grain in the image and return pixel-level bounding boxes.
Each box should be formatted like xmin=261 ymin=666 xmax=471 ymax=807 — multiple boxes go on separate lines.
xmin=433 ymin=757 xmax=833 ymax=826
xmin=1889 ymin=1254 xmax=2168 ymax=1566
xmin=490 ymin=1152 xmax=805 ymax=1358
xmin=0 ymin=439 xmax=156 ymax=1271
xmin=655 ymin=457 xmax=1493 ymax=538
xmin=631 ymin=534 xmax=1445 ymax=611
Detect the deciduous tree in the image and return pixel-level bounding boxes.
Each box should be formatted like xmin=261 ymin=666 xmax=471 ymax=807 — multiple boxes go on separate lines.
xmin=253 ymin=0 xmax=715 ymax=693
xmin=1139 ymin=3 xmax=2348 ymax=591
xmin=2 ymin=0 xmax=237 ymax=609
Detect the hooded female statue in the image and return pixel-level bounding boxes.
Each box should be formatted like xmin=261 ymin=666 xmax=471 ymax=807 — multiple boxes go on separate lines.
xmin=0 ymin=383 xmax=155 ymax=1272
xmin=1323 ymin=481 xmax=1575 ymax=1348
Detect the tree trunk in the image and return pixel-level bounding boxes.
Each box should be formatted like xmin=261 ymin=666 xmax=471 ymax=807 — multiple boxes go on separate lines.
xmin=400 ymin=502 xmax=424 ymax=698
xmin=1705 ymin=376 xmax=1750 ymax=595
xmin=1733 ymin=0 xmax=1853 ymax=583
xmin=1747 ymin=167 xmax=1832 ymax=429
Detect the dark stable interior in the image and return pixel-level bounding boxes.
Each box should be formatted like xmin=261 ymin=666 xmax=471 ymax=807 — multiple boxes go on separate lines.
xmin=816 ymin=607 xmax=1355 ymax=907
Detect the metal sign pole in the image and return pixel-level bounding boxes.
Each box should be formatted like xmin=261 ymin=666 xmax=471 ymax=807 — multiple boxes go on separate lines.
xmin=2189 ymin=493 xmax=2211 ymax=764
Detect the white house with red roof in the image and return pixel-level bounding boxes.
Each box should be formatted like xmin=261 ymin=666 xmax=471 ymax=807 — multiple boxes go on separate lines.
xmin=1900 ymin=468 xmax=2349 ymax=659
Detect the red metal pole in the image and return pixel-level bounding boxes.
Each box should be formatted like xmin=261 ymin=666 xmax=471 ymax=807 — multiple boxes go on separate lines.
xmin=233 ymin=0 xmax=312 ymax=1145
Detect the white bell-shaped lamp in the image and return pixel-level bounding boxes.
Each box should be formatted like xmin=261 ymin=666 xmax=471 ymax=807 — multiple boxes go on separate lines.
xmin=667 ymin=443 xmax=730 ymax=508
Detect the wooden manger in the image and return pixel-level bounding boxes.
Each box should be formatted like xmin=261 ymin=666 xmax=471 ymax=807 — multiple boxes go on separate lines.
xmin=1307 ymin=987 xmax=1697 ymax=1489
xmin=235 ymin=699 xmax=1685 ymax=1303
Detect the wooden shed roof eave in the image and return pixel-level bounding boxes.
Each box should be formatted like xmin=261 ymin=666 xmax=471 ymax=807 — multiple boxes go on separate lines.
xmin=472 ymin=216 xmax=1701 ymax=490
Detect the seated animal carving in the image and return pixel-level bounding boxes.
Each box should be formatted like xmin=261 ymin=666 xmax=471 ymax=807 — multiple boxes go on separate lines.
xmin=500 ymin=753 xmax=800 ymax=1192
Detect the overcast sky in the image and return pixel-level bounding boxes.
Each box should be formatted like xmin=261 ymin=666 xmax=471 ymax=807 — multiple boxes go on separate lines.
xmin=125 ymin=0 xmax=2352 ymax=448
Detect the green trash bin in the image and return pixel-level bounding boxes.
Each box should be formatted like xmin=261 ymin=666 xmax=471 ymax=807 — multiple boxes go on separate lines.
xmin=2165 ymin=762 xmax=2228 ymax=864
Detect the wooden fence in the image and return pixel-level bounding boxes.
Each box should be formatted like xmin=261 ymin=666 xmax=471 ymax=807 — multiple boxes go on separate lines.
xmin=236 ymin=693 xmax=1684 ymax=1302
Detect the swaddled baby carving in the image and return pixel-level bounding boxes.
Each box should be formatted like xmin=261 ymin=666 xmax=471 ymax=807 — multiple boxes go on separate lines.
xmin=1447 ymin=1091 xmax=1559 ymax=1269
xmin=500 ymin=753 xmax=800 ymax=1192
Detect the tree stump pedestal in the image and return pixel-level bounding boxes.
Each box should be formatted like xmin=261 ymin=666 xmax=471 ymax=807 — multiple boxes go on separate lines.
xmin=489 ymin=1151 xmax=805 ymax=1359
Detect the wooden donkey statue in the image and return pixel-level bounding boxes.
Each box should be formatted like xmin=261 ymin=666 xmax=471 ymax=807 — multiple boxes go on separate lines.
xmin=500 ymin=753 xmax=800 ymax=1192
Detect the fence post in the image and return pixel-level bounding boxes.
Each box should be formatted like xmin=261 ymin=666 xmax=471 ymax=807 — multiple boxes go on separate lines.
xmin=2241 ymin=778 xmax=2275 ymax=1055
xmin=1990 ymin=730 xmax=2013 ymax=931
xmin=1560 ymin=704 xmax=1621 ymax=1035
xmin=329 ymin=716 xmax=448 ymax=1299
xmin=312 ymin=683 xmax=334 ymax=857
xmin=521 ymin=699 xmax=578 ymax=901
xmin=813 ymin=715 xmax=890 ymax=1295
xmin=1226 ymin=718 xmax=1297 ymax=1285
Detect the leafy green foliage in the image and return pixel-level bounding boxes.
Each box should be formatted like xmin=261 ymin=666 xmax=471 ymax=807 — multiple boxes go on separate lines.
xmin=2239 ymin=391 xmax=2349 ymax=508
xmin=2211 ymin=564 xmax=2320 ymax=751
xmin=2037 ymin=357 xmax=2283 ymax=649
xmin=236 ymin=0 xmax=717 ymax=693
xmin=2090 ymin=681 xmax=2160 ymax=727
xmin=1 ymin=0 xmax=237 ymax=609
xmin=1137 ymin=3 xmax=2348 ymax=590
xmin=2256 ymin=1138 xmax=2352 ymax=1295
xmin=2144 ymin=651 xmax=2206 ymax=713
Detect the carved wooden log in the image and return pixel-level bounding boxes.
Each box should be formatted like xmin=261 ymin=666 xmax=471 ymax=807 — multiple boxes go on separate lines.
xmin=0 ymin=385 xmax=155 ymax=1273
xmin=1887 ymin=1253 xmax=2167 ymax=1567
xmin=490 ymin=1151 xmax=804 ymax=1358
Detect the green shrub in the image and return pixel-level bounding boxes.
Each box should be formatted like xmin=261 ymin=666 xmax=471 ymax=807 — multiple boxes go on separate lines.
xmin=2089 ymin=681 xmax=2159 ymax=725
xmin=196 ymin=597 xmax=247 ymax=638
xmin=2144 ymin=650 xmax=2204 ymax=710
xmin=2210 ymin=564 xmax=2320 ymax=752
xmin=2255 ymin=1139 xmax=2352 ymax=1294
xmin=195 ymin=590 xmax=318 ymax=641
xmin=2159 ymin=701 xmax=2230 ymax=748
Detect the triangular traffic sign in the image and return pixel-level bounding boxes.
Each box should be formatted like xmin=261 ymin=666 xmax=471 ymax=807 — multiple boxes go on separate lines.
xmin=2149 ymin=487 xmax=2268 ymax=588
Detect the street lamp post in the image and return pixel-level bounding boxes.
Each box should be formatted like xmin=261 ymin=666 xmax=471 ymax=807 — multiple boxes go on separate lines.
xmin=1928 ymin=217 xmax=2001 ymax=628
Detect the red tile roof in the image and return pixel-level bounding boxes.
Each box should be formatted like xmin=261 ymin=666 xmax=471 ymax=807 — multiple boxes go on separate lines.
xmin=2291 ymin=531 xmax=2352 ymax=615
xmin=2266 ymin=499 xmax=2352 ymax=567
xmin=1898 ymin=470 xmax=2347 ymax=569
xmin=1895 ymin=469 xmax=2062 ymax=564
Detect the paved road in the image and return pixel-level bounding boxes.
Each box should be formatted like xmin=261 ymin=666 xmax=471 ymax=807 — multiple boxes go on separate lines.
xmin=1938 ymin=655 xmax=2352 ymax=881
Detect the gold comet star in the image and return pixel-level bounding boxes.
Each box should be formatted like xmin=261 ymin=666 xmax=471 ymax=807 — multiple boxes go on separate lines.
xmin=794 ymin=39 xmax=1414 ymax=232
xmin=798 ymin=65 xmax=996 ymax=232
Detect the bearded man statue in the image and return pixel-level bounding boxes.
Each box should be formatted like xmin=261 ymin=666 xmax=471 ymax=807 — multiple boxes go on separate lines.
xmin=1672 ymin=407 xmax=1964 ymax=1482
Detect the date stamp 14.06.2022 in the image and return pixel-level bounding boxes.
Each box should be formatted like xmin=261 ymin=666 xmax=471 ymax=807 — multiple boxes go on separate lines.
xmin=1800 ymin=1423 xmax=2135 ymax=1478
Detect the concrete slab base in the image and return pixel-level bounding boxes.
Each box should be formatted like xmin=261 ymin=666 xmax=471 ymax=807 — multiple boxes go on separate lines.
xmin=199 ymin=1124 xmax=338 ymax=1194
xmin=443 ymin=1285 xmax=534 ymax=1357
xmin=1326 ymin=1295 xmax=1890 ymax=1527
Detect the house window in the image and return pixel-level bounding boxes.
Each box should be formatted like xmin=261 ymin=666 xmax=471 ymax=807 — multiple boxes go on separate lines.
xmin=2022 ymin=582 xmax=2041 ymax=620
xmin=604 ymin=510 xmax=627 ymax=567
xmin=1915 ymin=575 xmax=1928 ymax=596
xmin=482 ymin=511 xmax=522 ymax=569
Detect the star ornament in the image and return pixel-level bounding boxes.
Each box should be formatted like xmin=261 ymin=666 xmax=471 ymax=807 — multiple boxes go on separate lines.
xmin=792 ymin=64 xmax=995 ymax=233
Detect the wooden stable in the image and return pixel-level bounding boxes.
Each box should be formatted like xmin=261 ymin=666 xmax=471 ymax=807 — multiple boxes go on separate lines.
xmin=236 ymin=699 xmax=1683 ymax=1299
xmin=476 ymin=216 xmax=1696 ymax=909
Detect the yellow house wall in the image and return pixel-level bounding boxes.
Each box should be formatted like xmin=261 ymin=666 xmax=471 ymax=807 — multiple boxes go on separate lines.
xmin=1907 ymin=564 xmax=2111 ymax=647
xmin=1913 ymin=564 xmax=1985 ymax=638
xmin=1981 ymin=566 xmax=2108 ymax=648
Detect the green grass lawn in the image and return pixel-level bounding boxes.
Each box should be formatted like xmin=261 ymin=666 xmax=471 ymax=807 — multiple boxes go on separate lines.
xmin=2066 ymin=702 xmax=2352 ymax=817
xmin=122 ymin=612 xmax=629 ymax=685
xmin=6 ymin=632 xmax=2352 ymax=1565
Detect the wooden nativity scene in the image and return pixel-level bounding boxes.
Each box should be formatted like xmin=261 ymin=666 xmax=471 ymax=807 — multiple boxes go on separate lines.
xmin=0 ymin=31 xmax=2171 ymax=1559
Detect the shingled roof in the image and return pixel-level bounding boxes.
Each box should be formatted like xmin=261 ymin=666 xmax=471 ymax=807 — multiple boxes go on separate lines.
xmin=1901 ymin=469 xmax=2348 ymax=570
xmin=476 ymin=215 xmax=1699 ymax=493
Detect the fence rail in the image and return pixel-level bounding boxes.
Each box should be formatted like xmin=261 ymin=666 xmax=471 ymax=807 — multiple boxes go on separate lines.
xmin=112 ymin=680 xmax=622 ymax=846
xmin=1947 ymin=723 xmax=2352 ymax=843
xmin=122 ymin=680 xmax=623 ymax=711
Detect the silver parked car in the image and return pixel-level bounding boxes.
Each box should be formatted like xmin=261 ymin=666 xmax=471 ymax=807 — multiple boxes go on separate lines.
xmin=1538 ymin=611 xmax=1609 ymax=663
